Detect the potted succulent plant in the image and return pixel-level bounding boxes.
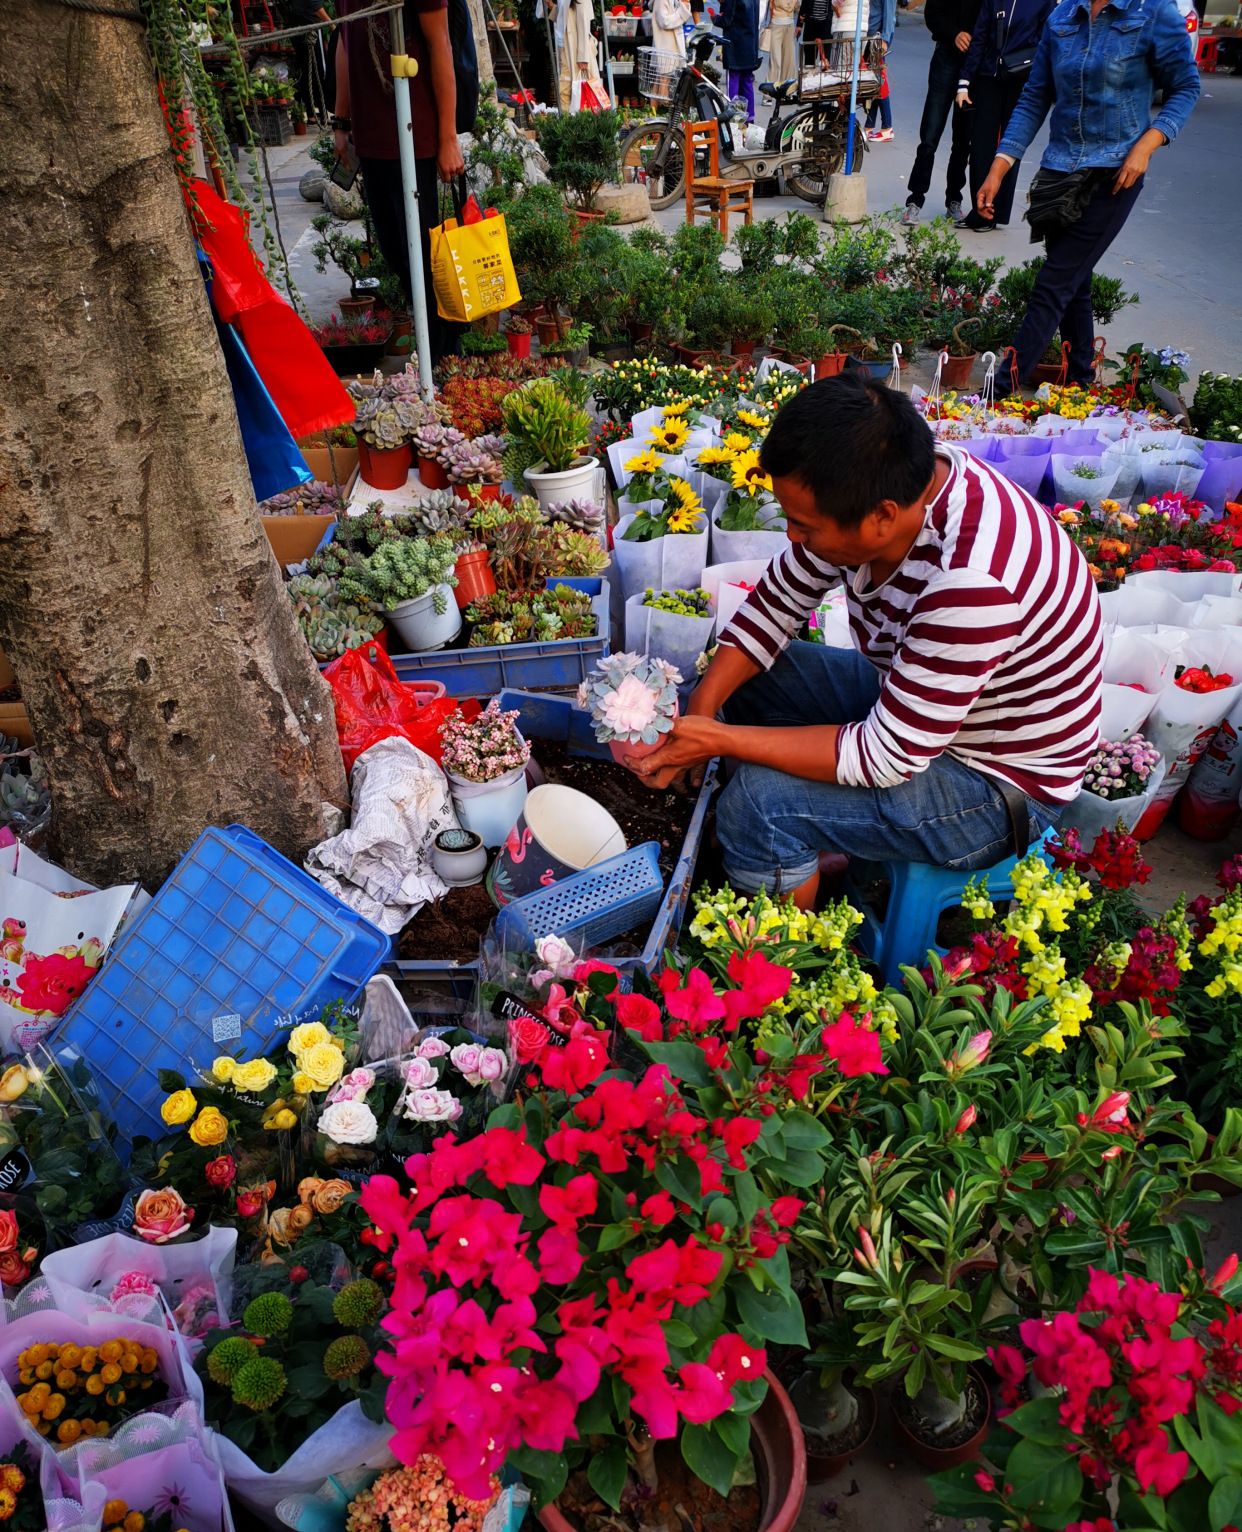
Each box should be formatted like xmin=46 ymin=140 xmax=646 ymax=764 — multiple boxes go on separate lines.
xmin=439 ymin=698 xmax=532 ymax=847
xmin=505 ymin=313 xmax=534 ymax=358
xmin=355 ymin=399 xmax=414 ymax=490
xmin=500 ymin=378 xmax=597 ymax=511
xmin=287 ymin=573 xmax=385 ymax=662
xmin=578 ymin=650 xmax=682 ymax=768
xmin=411 ymin=422 xmax=465 ymax=492
xmin=338 ymin=534 xmax=462 ymax=652
xmin=443 ymin=434 xmax=506 ymax=501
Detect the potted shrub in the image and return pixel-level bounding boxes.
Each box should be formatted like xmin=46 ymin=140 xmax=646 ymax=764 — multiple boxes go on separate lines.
xmin=536 ymin=107 xmax=622 ymax=218
xmin=411 ymin=422 xmax=465 ymax=492
xmin=505 ymin=313 xmax=534 ymax=358
xmin=439 ymin=698 xmax=532 ymax=847
xmin=540 ymin=321 xmax=593 ymax=369
xmin=338 ymin=534 xmax=462 ymax=652
xmin=500 ymin=377 xmax=596 ymax=509
xmin=939 ymin=317 xmax=983 ymax=390
xmin=579 ymin=649 xmax=682 ymax=767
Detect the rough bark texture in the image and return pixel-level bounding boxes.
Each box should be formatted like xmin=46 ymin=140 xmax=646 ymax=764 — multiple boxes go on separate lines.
xmin=467 ymin=0 xmax=498 ymax=86
xmin=0 ymin=2 xmax=348 ymax=890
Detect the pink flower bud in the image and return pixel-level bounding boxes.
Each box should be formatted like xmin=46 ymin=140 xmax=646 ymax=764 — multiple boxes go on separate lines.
xmin=950 ymin=1030 xmax=992 ymax=1077
xmin=853 ymin=1227 xmax=878 ymax=1270
xmin=1210 ymin=1253 xmax=1239 ymax=1294
xmin=953 ymin=1104 xmax=977 ymax=1135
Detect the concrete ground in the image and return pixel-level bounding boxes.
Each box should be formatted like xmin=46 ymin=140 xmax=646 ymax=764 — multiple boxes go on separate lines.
xmin=239 ymin=81 xmax=1242 ymax=1532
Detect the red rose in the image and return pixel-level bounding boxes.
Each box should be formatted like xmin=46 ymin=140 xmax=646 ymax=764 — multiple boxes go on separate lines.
xmin=235 ymin=1189 xmax=266 ymax=1219
xmin=510 ymin=1016 xmax=550 ymax=1063
xmin=0 ymin=1249 xmax=31 ymax=1288
xmin=16 ymin=951 xmax=96 ymax=1017
xmin=205 ymin=1155 xmax=236 ymax=1190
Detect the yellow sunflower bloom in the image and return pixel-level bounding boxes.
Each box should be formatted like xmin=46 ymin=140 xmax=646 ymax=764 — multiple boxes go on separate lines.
xmin=723 ymin=431 xmax=753 ymax=454
xmin=625 ymin=448 xmax=665 ymax=475
xmin=648 ymin=419 xmax=690 ymax=452
xmin=736 ymin=408 xmax=771 ymax=432
xmin=666 ymin=477 xmax=704 ymax=533
xmin=730 ymin=449 xmax=772 ymax=494
xmin=662 ymin=400 xmax=691 ymax=418
xmin=696 ymin=445 xmax=737 ymax=467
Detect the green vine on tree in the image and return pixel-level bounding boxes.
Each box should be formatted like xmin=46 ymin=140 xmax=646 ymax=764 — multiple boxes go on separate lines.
xmin=140 ymin=0 xmax=300 ymax=306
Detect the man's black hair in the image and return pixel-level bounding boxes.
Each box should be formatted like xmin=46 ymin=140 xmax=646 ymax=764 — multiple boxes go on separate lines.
xmin=758 ymin=373 xmax=937 ymax=528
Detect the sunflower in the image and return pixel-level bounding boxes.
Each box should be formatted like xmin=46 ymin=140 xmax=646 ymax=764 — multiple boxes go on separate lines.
xmin=730 ymin=449 xmax=773 ymax=495
xmin=666 ymin=477 xmax=704 ymax=533
xmin=662 ymin=400 xmax=692 ymax=418
xmin=736 ymin=408 xmax=771 ymax=432
xmin=723 ymin=431 xmax=753 ymax=454
xmin=696 ymin=445 xmax=736 ymax=467
xmin=649 ymin=419 xmax=690 ymax=452
xmin=625 ymin=448 xmax=665 ymax=475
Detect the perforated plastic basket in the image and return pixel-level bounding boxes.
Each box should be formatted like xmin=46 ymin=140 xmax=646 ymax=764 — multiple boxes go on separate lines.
xmin=496 ymin=842 xmax=663 ymax=950
xmin=58 ymin=825 xmax=390 ymax=1145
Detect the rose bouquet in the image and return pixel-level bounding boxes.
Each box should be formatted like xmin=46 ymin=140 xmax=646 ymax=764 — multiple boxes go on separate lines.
xmin=386 ymin=1031 xmax=511 ymax=1164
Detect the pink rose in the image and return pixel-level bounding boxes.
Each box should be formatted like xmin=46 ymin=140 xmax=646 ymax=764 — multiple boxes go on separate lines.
xmin=450 ymin=1043 xmax=483 ymax=1079
xmin=132 ymin=1187 xmax=193 ymax=1245
xmin=404 ymin=1056 xmax=438 ymax=1089
xmin=416 ymin=1036 xmax=451 ymax=1059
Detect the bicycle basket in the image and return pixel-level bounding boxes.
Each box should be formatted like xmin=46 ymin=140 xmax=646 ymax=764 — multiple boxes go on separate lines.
xmin=637 ymin=46 xmax=686 ymax=101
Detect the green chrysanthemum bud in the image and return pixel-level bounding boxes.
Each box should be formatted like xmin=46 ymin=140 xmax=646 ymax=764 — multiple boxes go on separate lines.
xmin=242 ymin=1291 xmax=294 ymax=1338
xmin=231 ymin=1356 xmax=287 ymax=1412
xmin=331 ymin=1278 xmax=383 ymax=1329
xmin=206 ymin=1336 xmax=257 ymax=1386
xmin=323 ymin=1334 xmax=372 ymax=1381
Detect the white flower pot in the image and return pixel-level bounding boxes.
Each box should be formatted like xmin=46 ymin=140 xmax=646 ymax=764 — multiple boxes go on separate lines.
xmin=386 ymin=585 xmax=461 ymax=652
xmin=447 ymin=761 xmax=529 ymax=848
xmin=612 ymin=515 xmax=709 ymax=602
xmin=710 ymin=516 xmax=790 ymax=567
xmin=432 ymin=829 xmax=489 ymax=887
xmin=524 ymin=456 xmax=600 ymax=513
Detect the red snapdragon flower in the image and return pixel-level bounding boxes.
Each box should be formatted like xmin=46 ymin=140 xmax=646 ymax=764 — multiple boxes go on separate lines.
xmin=820 ymin=1010 xmax=888 ymax=1076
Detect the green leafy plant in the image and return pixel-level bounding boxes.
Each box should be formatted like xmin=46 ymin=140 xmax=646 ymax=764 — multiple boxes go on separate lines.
xmin=338 ymin=536 xmax=460 ymax=613
xmin=536 ymin=107 xmax=622 ymax=210
xmin=1191 ymin=371 xmax=1242 ymax=442
xmin=500 ymin=378 xmax=592 ymax=480
xmin=459 ymin=328 xmax=508 ymax=357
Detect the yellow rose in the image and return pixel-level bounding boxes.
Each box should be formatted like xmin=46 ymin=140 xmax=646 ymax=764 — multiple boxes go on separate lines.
xmin=292 ymin=1072 xmax=315 ymax=1095
xmin=288 ymin=1022 xmax=331 ymax=1057
xmin=188 ymin=1107 xmax=229 ymax=1148
xmin=270 ymin=1109 xmax=298 ymax=1131
xmin=298 ymin=1042 xmax=345 ymax=1091
xmin=231 ymin=1059 xmax=278 ymax=1093
xmin=0 ymin=1066 xmax=30 ymax=1104
xmin=160 ymin=1089 xmax=198 ymax=1127
xmin=210 ymin=1057 xmax=237 ymax=1084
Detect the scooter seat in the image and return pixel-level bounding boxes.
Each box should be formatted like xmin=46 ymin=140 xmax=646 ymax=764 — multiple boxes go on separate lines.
xmin=758 ymin=78 xmax=797 ymax=103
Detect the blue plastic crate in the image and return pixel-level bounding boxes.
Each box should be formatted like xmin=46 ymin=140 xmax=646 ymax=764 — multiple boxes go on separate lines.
xmin=496 ymin=842 xmax=664 ymax=951
xmin=59 ymin=825 xmax=391 ymax=1144
xmin=387 ymin=690 xmax=717 ymax=996
xmin=388 ymin=579 xmax=611 ymax=698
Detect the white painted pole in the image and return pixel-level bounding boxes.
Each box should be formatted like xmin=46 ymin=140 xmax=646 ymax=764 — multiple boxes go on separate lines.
xmin=390 ymin=7 xmax=436 ymax=400
xmin=843 ymin=0 xmax=864 ymax=174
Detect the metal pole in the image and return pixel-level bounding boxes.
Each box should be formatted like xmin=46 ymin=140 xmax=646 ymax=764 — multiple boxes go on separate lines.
xmin=843 ymin=0 xmax=864 ymax=175
xmin=390 ymin=7 xmax=436 ymax=400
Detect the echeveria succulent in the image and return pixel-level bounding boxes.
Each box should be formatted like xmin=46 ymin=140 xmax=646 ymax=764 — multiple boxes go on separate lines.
xmin=578 ymin=651 xmax=682 ymax=745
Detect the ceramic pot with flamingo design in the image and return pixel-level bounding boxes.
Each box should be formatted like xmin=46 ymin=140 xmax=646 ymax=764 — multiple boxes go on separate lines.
xmin=485 ymin=784 xmax=627 ymax=907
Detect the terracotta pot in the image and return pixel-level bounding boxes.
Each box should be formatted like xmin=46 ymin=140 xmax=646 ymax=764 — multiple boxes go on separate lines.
xmin=469 ymin=483 xmax=503 ymax=503
xmin=609 ymin=703 xmax=679 ymax=769
xmin=538 ymin=1370 xmax=806 ymax=1532
xmin=293 ymin=120 xmax=308 ymax=136
xmin=730 ymin=338 xmax=760 ymax=363
xmin=630 ymin=320 xmax=654 ymax=344
xmin=674 ymin=343 xmax=709 ymax=366
xmin=358 ymin=439 xmax=412 ymax=491
xmin=454 ymin=547 xmax=498 ymax=609
xmin=890 ymin=1367 xmax=991 ymax=1471
xmin=340 ymin=295 xmax=375 ymax=318
xmin=940 ymin=352 xmax=978 ymax=389
xmin=1032 ymin=361 xmax=1066 ymax=386
xmin=418 ymin=455 xmax=450 ymax=491
xmin=536 ymin=312 xmax=571 ymax=347
xmin=805 ymin=1386 xmax=877 ymax=1482
xmin=507 ymin=330 xmax=532 ymax=358
xmin=811 ymin=352 xmax=847 ymax=379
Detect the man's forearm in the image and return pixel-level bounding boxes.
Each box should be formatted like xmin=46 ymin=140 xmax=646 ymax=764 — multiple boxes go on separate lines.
xmin=335 ymin=32 xmax=350 ymax=113
xmin=427 ymin=31 xmax=458 ymax=148
xmin=719 ymin=721 xmax=842 ymax=782
xmin=686 ymin=643 xmax=762 ymax=719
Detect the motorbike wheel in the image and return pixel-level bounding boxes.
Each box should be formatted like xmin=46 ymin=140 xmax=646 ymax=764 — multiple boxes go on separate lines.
xmin=779 ymin=109 xmax=867 ymax=203
xmin=617 ymin=119 xmax=687 ymax=210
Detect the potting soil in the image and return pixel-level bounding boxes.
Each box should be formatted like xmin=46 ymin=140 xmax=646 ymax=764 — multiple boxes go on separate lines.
xmin=558 ymin=1442 xmax=762 ymax=1532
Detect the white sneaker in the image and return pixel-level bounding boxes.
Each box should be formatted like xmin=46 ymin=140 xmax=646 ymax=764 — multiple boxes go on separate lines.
xmin=901 ymin=202 xmax=921 ymax=225
xmin=866 ymin=128 xmax=894 ymax=142
xmin=946 ymin=198 xmax=964 ymax=220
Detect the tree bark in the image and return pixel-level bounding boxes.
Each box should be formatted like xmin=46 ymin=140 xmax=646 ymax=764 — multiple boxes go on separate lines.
xmin=0 ymin=2 xmax=348 ymax=889
xmin=467 ymin=0 xmax=498 ymax=86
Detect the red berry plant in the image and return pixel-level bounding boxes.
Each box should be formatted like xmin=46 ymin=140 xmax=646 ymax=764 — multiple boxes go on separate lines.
xmin=360 ymin=952 xmax=886 ymax=1511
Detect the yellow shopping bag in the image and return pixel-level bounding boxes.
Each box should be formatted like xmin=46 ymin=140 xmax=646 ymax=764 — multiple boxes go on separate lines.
xmin=429 ymin=206 xmax=521 ymax=324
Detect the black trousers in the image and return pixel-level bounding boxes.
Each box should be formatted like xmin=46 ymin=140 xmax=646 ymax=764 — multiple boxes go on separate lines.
xmin=359 ymin=154 xmax=462 ymax=365
xmin=1005 ymin=176 xmax=1143 ymax=389
xmin=293 ymin=35 xmax=325 ymax=122
xmin=961 ymin=71 xmax=1026 ymax=228
xmin=906 ymin=39 xmax=973 ymax=209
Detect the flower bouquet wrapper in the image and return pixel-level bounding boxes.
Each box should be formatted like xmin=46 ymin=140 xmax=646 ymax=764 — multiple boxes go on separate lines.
xmin=304 ymin=1057 xmax=406 ymax=1184
xmin=987 ymin=436 xmax=1051 ymax=497
xmin=0 ymin=1370 xmax=96 ymax=1531
xmin=611 ymin=516 xmax=709 ymax=602
xmin=1099 ymin=681 xmax=1158 ymax=742
xmin=623 ymin=592 xmax=716 ymax=680
xmin=274 ymin=1470 xmax=530 ymax=1532
xmin=1196 ymin=441 xmax=1242 ymax=509
xmin=356 ymin=975 xmax=421 ymax=1064
xmin=1191 ymin=592 xmax=1242 ymax=629
xmin=1050 ymin=452 xmax=1119 ymax=510
xmin=1028 ymin=413 xmax=1081 ymax=437
xmin=384 ymin=1029 xmax=511 ymax=1169
xmin=65 ymin=1428 xmax=236 ymax=1532
xmin=0 ymin=1304 xmax=192 ymax=1405
xmin=1138 ymin=451 xmax=1206 ymax=503
xmin=39 ymin=1228 xmax=238 ymax=1351
xmin=630 ymin=406 xmax=721 ymax=441
xmin=1126 ymin=567 xmax=1241 ymax=604
xmin=1102 ymin=432 xmax=1177 ymax=500
xmin=1060 ymin=755 xmax=1167 ymax=840
xmin=708 ymin=513 xmax=790 ymax=567
xmin=1099 ymin=583 xmax=1196 ymax=631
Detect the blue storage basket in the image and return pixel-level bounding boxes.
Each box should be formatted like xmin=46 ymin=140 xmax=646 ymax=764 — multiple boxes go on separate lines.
xmin=58 ymin=824 xmax=390 ymax=1144
xmin=496 ymin=842 xmax=664 ymax=951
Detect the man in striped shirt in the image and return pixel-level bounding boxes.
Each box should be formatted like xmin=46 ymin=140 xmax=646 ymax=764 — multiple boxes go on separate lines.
xmin=635 ymin=375 xmax=1102 ymax=908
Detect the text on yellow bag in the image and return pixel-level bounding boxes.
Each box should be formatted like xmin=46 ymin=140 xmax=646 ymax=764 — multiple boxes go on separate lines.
xmin=429 ymin=208 xmax=521 ymax=324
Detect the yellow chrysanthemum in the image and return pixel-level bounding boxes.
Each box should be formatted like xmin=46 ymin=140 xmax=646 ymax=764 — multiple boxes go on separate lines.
xmin=649 ymin=420 xmax=690 ymax=452
xmin=730 ymin=449 xmax=772 ymax=494
xmin=723 ymin=431 xmax=753 ymax=453
xmin=625 ymin=448 xmax=664 ymax=475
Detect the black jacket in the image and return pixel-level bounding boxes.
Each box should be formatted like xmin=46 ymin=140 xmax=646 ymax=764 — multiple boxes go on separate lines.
xmin=960 ymin=0 xmax=1054 ymax=81
xmin=923 ymin=0 xmax=982 ymax=44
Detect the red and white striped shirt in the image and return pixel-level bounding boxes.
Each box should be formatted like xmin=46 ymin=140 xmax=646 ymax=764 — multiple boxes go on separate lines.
xmin=718 ymin=444 xmax=1103 ymax=804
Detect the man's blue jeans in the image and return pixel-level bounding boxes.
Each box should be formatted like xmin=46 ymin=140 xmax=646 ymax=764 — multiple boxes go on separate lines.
xmin=716 ymin=643 xmax=1060 ymax=894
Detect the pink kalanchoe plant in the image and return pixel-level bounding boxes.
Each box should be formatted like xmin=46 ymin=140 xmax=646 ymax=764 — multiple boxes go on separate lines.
xmin=578 ymin=651 xmax=682 ymax=745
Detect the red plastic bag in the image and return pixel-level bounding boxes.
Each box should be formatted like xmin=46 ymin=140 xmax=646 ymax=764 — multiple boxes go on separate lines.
xmin=323 ymin=647 xmax=472 ymax=772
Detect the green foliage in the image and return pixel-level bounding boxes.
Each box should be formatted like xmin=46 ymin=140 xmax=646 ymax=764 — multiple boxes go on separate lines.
xmin=1191 ymin=371 xmax=1242 ymax=441
xmin=467 ymin=85 xmax=528 ymax=195
xmin=504 ymin=184 xmax=579 ymax=315
xmin=338 ymin=535 xmax=460 ymax=611
xmin=460 ymin=328 xmax=509 ymax=356
xmin=500 ymin=377 xmax=593 ymax=479
xmin=536 ymin=108 xmax=623 ymax=209
xmin=465 ymin=584 xmax=598 ymax=645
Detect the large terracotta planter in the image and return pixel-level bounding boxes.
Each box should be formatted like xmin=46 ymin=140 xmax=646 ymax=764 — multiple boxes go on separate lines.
xmin=940 ymin=352 xmax=977 ymax=389
xmin=262 ymin=513 xmax=335 ymax=566
xmin=804 ymin=1386 xmax=877 ymax=1482
xmin=811 ymin=352 xmax=847 ymax=379
xmin=358 ymin=439 xmax=411 ymax=490
xmin=1032 ymin=361 xmax=1066 ymax=386
xmin=537 ymin=1371 xmax=806 ymax=1532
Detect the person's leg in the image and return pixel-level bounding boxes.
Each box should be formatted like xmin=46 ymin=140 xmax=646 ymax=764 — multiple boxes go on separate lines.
xmin=905 ymin=40 xmax=956 ymax=208
xmin=742 ymin=70 xmax=756 ymax=119
xmin=1006 ymin=178 xmax=1144 ymax=389
xmin=879 ymin=92 xmax=892 ymax=130
xmin=959 ymin=74 xmax=1004 ymax=229
xmin=945 ymin=95 xmax=972 ymax=211
xmin=865 ymin=99 xmax=879 ymax=128
xmin=720 ymin=641 xmax=883 ymax=732
xmin=989 ymin=73 xmax=1027 ymax=226
xmin=358 ymin=157 xmax=411 ymax=301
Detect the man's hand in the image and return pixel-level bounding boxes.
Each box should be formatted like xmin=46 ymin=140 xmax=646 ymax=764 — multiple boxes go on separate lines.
xmin=438 ymin=137 xmax=466 ymax=181
xmin=976 ymin=161 xmax=1007 ymax=219
xmin=1113 ymin=136 xmax=1155 ymax=193
xmin=334 ymin=128 xmax=350 ymax=161
xmin=633 ymin=714 xmax=723 ymax=792
xmin=954 ymin=28 xmax=971 ymax=48
xmin=955 ymin=86 xmax=971 ymax=107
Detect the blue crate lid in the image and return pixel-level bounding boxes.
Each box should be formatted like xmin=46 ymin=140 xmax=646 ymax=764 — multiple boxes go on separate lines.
xmin=58 ymin=824 xmax=390 ymax=1144
xmin=495 ymin=842 xmax=664 ymax=951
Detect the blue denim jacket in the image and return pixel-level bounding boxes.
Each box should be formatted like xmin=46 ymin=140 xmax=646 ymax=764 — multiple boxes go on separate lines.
xmin=998 ymin=0 xmax=1200 ymax=170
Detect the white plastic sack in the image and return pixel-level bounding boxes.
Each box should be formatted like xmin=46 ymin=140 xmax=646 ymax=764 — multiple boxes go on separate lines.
xmin=709 ymin=512 xmax=790 ymax=567
xmin=40 ymin=1229 xmax=237 ymax=1350
xmin=305 ymin=736 xmax=455 ymax=933
xmin=1060 ymin=758 xmax=1168 ymax=840
xmin=624 ymin=593 xmax=715 ymax=676
xmin=1100 ymin=681 xmax=1157 ymax=741
xmin=612 ymin=515 xmax=709 ymax=601
xmin=1139 ymin=450 xmax=1206 ymax=502
xmin=1129 ymin=568 xmax=1241 ymax=603
xmin=1050 ymin=454 xmax=1120 ymax=509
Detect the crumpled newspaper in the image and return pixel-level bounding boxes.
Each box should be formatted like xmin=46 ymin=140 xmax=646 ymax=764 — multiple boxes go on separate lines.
xmin=305 ymin=736 xmax=455 ymax=934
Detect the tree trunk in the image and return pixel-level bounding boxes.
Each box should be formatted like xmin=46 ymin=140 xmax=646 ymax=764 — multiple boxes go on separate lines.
xmin=0 ymin=2 xmax=348 ymax=889
xmin=467 ymin=0 xmax=497 ymax=86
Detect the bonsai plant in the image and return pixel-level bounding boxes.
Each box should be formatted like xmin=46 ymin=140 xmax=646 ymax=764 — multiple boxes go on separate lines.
xmin=499 ymin=377 xmax=595 ymax=506
xmin=439 ymin=698 xmax=531 ymax=847
xmin=339 ymin=535 xmax=462 ymax=651
xmin=535 ymin=106 xmax=622 ymax=213
xmin=578 ymin=649 xmax=682 ymax=766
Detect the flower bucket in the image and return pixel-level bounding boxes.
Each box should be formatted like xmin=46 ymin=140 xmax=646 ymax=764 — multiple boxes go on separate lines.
xmin=524 ymin=456 xmax=600 ymax=514
xmin=624 ymin=594 xmax=714 ymax=678
xmin=710 ymin=512 xmax=790 ymax=567
xmin=448 ymin=759 xmax=529 ymax=848
xmin=357 ymin=440 xmax=411 ymax=491
xmin=454 ymin=547 xmax=497 ymax=609
xmin=418 ymin=455 xmax=450 ymax=491
xmin=486 ymin=783 xmax=627 ymax=907
xmin=386 ymin=585 xmax=462 ymax=652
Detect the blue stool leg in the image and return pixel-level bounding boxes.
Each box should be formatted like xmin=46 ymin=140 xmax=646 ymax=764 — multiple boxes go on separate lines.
xmin=878 ymin=866 xmax=950 ymax=985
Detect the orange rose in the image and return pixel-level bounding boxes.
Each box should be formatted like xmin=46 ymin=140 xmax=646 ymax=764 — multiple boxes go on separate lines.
xmin=132 ymin=1188 xmax=193 ymax=1244
xmin=310 ymin=1180 xmax=352 ymax=1216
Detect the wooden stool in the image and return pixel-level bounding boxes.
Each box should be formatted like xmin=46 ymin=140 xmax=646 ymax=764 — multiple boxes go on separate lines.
xmin=683 ymin=119 xmax=754 ymax=242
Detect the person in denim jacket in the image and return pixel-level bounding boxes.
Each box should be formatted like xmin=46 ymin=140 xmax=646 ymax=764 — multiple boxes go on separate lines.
xmin=976 ymin=0 xmax=1199 ymax=389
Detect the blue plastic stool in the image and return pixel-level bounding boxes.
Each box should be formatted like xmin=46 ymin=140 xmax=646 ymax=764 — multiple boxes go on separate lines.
xmin=846 ymin=827 xmax=1058 ymax=985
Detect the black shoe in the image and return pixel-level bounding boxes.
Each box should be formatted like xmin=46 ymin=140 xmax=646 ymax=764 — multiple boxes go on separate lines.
xmin=956 ymin=215 xmax=997 ymax=231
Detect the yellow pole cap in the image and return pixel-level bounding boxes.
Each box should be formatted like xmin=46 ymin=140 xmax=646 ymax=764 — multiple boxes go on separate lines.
xmin=390 ymin=53 xmax=420 ymax=76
